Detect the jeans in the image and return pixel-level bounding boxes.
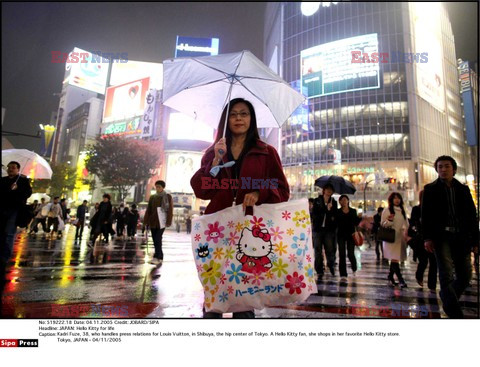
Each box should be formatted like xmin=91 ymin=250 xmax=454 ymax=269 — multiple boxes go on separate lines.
xmin=338 ymin=235 xmax=357 ymax=276
xmin=416 ymin=244 xmax=438 ymax=289
xmin=151 ymin=227 xmax=166 ymax=260
xmin=313 ymin=229 xmax=336 ymax=275
xmin=0 ymin=207 xmax=19 ymax=263
xmin=434 ymin=233 xmax=472 ymax=318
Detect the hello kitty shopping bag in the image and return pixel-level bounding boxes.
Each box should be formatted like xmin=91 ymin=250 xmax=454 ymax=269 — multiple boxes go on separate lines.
xmin=191 ymin=199 xmax=318 ymax=313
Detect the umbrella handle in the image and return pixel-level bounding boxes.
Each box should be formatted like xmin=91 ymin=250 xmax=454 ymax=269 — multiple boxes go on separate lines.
xmin=222 ymin=81 xmax=234 ymax=139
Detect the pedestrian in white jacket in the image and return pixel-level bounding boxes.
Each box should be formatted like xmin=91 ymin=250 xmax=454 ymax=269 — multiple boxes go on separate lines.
xmin=381 ymin=192 xmax=409 ymax=288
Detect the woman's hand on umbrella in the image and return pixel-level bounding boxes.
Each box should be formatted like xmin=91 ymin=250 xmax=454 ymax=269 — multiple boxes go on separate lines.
xmin=214 ymin=138 xmax=227 ymax=161
xmin=243 ymin=191 xmax=260 ymax=211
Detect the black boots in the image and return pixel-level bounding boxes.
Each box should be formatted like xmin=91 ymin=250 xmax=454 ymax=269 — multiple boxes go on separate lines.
xmin=388 ymin=263 xmax=397 ymax=286
xmin=388 ymin=262 xmax=407 ymax=288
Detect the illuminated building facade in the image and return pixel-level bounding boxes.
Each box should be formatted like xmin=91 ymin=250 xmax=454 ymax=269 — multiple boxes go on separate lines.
xmin=264 ymin=2 xmax=474 ymax=210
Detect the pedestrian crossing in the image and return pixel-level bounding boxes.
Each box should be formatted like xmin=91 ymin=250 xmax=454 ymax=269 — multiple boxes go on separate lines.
xmin=258 ymin=244 xmax=479 ymax=318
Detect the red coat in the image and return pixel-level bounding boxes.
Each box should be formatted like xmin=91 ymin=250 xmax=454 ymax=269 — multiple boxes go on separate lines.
xmin=190 ymin=140 xmax=290 ymax=214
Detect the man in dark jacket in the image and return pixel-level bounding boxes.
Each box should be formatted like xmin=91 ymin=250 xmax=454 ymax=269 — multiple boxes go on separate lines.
xmin=75 ymin=200 xmax=88 ymax=240
xmin=311 ymin=183 xmax=338 ymax=277
xmin=1 ymin=161 xmax=32 ymax=315
xmin=422 ymin=155 xmax=478 ymax=318
xmin=144 ymin=180 xmax=173 ymax=265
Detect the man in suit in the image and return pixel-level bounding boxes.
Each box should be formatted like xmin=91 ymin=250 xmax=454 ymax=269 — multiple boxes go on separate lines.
xmin=422 ymin=155 xmax=478 ymax=318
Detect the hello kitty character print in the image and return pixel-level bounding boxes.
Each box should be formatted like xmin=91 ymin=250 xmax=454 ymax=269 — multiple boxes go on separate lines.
xmin=235 ymin=225 xmax=273 ymax=274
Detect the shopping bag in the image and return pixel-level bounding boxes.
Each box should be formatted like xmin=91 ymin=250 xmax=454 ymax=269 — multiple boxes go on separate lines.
xmin=352 ymin=230 xmax=364 ymax=247
xmin=191 ymin=199 xmax=318 ymax=313
xmin=57 ymin=216 xmax=65 ymax=231
xmin=156 ymin=207 xmax=167 ymax=229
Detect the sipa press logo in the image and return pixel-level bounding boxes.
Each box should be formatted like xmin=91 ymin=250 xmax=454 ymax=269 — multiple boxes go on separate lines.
xmin=0 ymin=339 xmax=39 ymax=347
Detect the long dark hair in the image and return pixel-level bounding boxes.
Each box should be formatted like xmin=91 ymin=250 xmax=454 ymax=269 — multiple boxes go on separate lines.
xmin=387 ymin=192 xmax=407 ymax=220
xmin=211 ymin=98 xmax=260 ymax=158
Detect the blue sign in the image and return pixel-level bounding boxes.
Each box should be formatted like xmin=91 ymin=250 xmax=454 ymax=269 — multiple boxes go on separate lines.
xmin=175 ymin=36 xmax=219 ymax=58
xmin=459 ymin=61 xmax=477 ymax=146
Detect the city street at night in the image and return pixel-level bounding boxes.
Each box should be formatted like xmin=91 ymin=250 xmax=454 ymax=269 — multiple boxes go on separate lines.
xmin=2 ymin=224 xmax=478 ymax=319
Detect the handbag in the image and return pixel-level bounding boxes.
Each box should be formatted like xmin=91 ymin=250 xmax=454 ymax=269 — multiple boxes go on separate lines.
xmin=352 ymin=230 xmax=364 ymax=246
xmin=377 ymin=226 xmax=396 ymax=243
xmin=191 ymin=199 xmax=317 ymax=313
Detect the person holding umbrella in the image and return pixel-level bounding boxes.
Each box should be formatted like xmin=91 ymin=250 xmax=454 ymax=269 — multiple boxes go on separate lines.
xmin=191 ymin=98 xmax=290 ymax=318
xmin=1 ymin=161 xmax=32 ymax=314
xmin=311 ymin=183 xmax=338 ymax=277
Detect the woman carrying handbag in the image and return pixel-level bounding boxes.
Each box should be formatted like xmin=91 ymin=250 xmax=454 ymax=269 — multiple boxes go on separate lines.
xmin=381 ymin=192 xmax=410 ymax=288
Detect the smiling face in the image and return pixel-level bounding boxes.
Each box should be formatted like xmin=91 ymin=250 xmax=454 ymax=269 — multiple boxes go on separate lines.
xmin=228 ymin=102 xmax=251 ymax=137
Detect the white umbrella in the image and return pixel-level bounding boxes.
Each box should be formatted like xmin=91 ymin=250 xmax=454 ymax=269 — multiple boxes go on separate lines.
xmin=162 ymin=50 xmax=305 ymax=134
xmin=2 ymin=149 xmax=53 ymax=179
xmin=29 ymin=192 xmax=51 ymax=203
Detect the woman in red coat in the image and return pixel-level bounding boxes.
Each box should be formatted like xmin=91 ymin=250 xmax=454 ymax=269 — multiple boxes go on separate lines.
xmin=191 ymin=98 xmax=290 ymax=318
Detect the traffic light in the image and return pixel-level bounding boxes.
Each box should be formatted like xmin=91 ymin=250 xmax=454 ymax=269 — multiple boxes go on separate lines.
xmin=383 ymin=177 xmax=397 ymax=184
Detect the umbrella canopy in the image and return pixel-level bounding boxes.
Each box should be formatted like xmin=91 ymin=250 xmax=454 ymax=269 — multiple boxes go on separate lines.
xmin=314 ymin=175 xmax=357 ymax=195
xmin=162 ymin=50 xmax=305 ymax=130
xmin=29 ymin=192 xmax=51 ymax=203
xmin=2 ymin=149 xmax=53 ymax=179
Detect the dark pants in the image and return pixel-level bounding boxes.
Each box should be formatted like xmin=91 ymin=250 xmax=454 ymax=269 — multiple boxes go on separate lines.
xmin=313 ymin=229 xmax=336 ymax=275
xmin=30 ymin=217 xmax=47 ymax=233
xmin=151 ymin=227 xmax=166 ymax=260
xmin=117 ymin=221 xmax=125 ymax=236
xmin=127 ymin=223 xmax=136 ymax=237
xmin=416 ymin=244 xmax=438 ymax=289
xmin=0 ymin=207 xmax=19 ymax=263
xmin=434 ymin=233 xmax=472 ymax=318
xmin=374 ymin=234 xmax=384 ymax=259
xmin=92 ymin=222 xmax=111 ymax=243
xmin=338 ymin=235 xmax=357 ymax=276
xmin=46 ymin=217 xmax=59 ymax=233
xmin=75 ymin=219 xmax=85 ymax=239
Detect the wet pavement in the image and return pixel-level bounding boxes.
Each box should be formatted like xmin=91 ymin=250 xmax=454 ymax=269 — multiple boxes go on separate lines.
xmin=1 ymin=224 xmax=478 ymax=318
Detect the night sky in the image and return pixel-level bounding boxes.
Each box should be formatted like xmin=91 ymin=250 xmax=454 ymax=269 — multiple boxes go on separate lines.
xmin=1 ymin=2 xmax=478 ymax=152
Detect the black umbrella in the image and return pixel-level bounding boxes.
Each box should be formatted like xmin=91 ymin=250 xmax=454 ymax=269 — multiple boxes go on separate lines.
xmin=314 ymin=175 xmax=356 ymax=194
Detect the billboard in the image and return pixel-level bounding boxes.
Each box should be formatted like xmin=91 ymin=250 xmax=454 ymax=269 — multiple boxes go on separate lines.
xmin=411 ymin=3 xmax=445 ymax=112
xmin=165 ymin=152 xmax=203 ymax=193
xmin=175 ymin=36 xmax=219 ymax=58
xmin=300 ymin=33 xmax=381 ymax=98
xmin=458 ymin=61 xmax=477 ymax=146
xmin=64 ymin=47 xmax=110 ymax=94
xmin=167 ymin=112 xmax=214 ymax=143
xmin=101 ymin=116 xmax=142 ymax=138
xmin=103 ymin=77 xmax=150 ymax=122
xmin=109 ymin=60 xmax=163 ymax=89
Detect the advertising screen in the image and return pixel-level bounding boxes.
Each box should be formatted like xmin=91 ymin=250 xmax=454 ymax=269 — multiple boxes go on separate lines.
xmin=167 ymin=112 xmax=214 ymax=143
xmin=109 ymin=60 xmax=163 ymax=89
xmin=64 ymin=47 xmax=110 ymax=94
xmin=411 ymin=3 xmax=445 ymax=113
xmin=103 ymin=77 xmax=150 ymax=122
xmin=175 ymin=36 xmax=220 ymax=58
xmin=165 ymin=152 xmax=203 ymax=193
xmin=300 ymin=33 xmax=380 ymax=98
